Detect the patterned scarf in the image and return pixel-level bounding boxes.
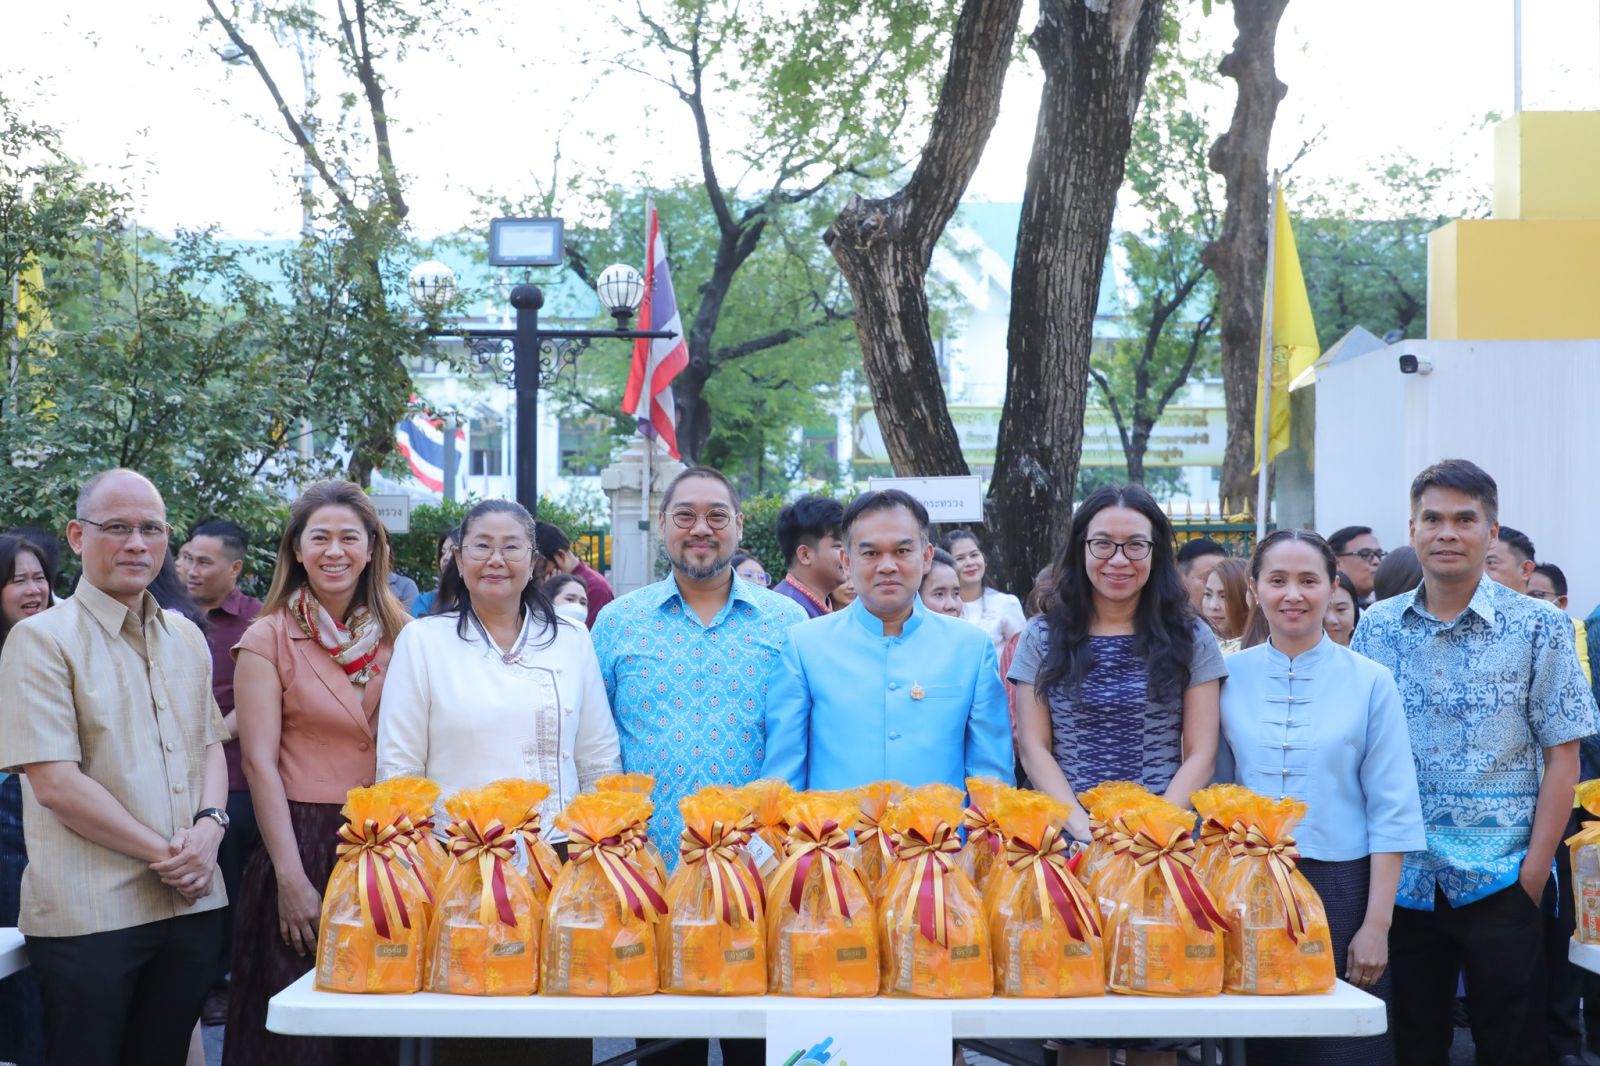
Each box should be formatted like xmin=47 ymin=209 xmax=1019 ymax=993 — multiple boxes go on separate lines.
xmin=289 ymin=585 xmax=382 ymax=686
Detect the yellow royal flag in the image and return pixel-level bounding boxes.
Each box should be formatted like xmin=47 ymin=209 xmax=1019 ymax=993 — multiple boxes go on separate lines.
xmin=1252 ymin=187 xmax=1319 ymax=473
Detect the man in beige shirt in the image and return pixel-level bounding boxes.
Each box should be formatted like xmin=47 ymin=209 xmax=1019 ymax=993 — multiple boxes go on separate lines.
xmin=0 ymin=469 xmax=230 ymax=1066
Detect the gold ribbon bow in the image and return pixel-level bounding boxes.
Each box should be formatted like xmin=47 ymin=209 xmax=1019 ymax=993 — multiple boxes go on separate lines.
xmin=771 ymin=819 xmax=855 ymax=919
xmin=679 ymin=820 xmax=761 ymax=925
xmin=856 ymin=808 xmax=897 ymax=868
xmin=1127 ymin=826 xmax=1229 ymax=934
xmin=445 ymin=817 xmax=520 ymax=928
xmin=962 ymin=805 xmax=1003 ymax=856
xmin=1005 ymin=825 xmax=1101 ymax=943
xmin=512 ymin=809 xmax=560 ymax=893
xmin=1198 ymin=817 xmax=1230 ymax=851
xmin=568 ymin=828 xmax=669 ymax=922
xmin=729 ymin=812 xmax=769 ymax=911
xmin=334 ymin=817 xmax=414 ymax=941
xmin=891 ymin=822 xmax=963 ymax=947
xmin=1229 ymin=824 xmax=1308 ymax=941
xmin=386 ymin=814 xmax=436 ymax=906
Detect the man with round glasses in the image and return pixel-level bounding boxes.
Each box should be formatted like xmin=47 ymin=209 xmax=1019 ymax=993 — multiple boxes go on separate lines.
xmin=1329 ymin=525 xmax=1386 ymax=605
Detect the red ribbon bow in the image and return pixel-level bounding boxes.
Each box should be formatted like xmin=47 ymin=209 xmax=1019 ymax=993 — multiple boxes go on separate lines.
xmin=962 ymin=805 xmax=1003 ymax=856
xmin=512 ymin=809 xmax=560 ymax=893
xmin=445 ymin=818 xmax=520 ymax=927
xmin=729 ymin=812 xmax=768 ymax=912
xmin=772 ymin=819 xmax=854 ymax=919
xmin=890 ymin=822 xmax=964 ymax=947
xmin=1127 ymin=826 xmax=1230 ymax=935
xmin=1005 ymin=825 xmax=1101 ymax=943
xmin=334 ymin=817 xmax=414 ymax=941
xmin=568 ymin=829 xmax=669 ymax=922
xmin=387 ymin=814 xmax=436 ymax=906
xmin=679 ymin=820 xmax=761 ymax=925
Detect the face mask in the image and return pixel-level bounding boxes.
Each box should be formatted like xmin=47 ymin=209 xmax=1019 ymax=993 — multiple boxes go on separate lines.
xmin=554 ymin=601 xmax=589 ymax=627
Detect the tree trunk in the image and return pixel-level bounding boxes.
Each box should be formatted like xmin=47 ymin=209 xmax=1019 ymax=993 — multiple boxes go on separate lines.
xmin=1201 ymin=0 xmax=1289 ymax=512
xmin=825 ymin=0 xmax=1024 ymax=485
xmin=676 ymin=217 xmax=764 ymax=462
xmin=988 ymin=0 xmax=1165 ymax=594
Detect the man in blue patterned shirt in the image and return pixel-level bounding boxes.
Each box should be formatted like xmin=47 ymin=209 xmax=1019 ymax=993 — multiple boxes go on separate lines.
xmin=592 ymin=466 xmax=806 ymax=864
xmin=1353 ymin=459 xmax=1598 ymax=1066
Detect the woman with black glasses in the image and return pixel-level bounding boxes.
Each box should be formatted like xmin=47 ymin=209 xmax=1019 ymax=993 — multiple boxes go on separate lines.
xmin=1008 ymin=485 xmax=1225 ymax=1066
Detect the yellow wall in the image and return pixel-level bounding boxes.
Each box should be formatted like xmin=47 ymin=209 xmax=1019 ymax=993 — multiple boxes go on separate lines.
xmin=1493 ymin=112 xmax=1600 ymax=220
xmin=1430 ymin=112 xmax=1600 ymax=339
xmin=1429 ymin=220 xmax=1600 ymax=340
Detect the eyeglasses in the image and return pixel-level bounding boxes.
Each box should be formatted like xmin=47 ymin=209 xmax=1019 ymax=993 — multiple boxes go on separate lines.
xmin=461 ymin=542 xmax=532 ymax=562
xmin=80 ymin=518 xmax=170 ymax=541
xmin=1086 ymin=538 xmax=1153 ymax=561
xmin=1338 ymin=549 xmax=1387 ymax=564
xmin=668 ymin=508 xmax=734 ymax=530
xmin=1527 ymin=588 xmax=1561 ymax=602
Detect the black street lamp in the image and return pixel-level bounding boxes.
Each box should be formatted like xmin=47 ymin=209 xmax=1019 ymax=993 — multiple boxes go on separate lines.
xmin=409 ymin=244 xmax=673 ymax=514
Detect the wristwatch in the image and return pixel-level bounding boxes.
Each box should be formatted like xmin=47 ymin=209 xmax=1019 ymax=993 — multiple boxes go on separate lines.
xmin=194 ymin=807 xmax=230 ymax=831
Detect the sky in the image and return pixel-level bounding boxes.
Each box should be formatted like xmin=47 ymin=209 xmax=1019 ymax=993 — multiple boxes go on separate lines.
xmin=4 ymin=1 xmax=1599 ymax=241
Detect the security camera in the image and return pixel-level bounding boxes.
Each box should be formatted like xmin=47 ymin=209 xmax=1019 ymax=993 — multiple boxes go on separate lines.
xmin=1398 ymin=353 xmax=1433 ymax=375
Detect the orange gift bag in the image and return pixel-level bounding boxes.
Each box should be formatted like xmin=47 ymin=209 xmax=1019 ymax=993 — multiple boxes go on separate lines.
xmin=1216 ymin=797 xmax=1336 ymax=995
xmin=878 ymin=789 xmax=993 ymax=998
xmin=1105 ymin=803 xmax=1228 ymax=996
xmin=488 ymin=778 xmax=563 ymax=907
xmin=846 ymin=781 xmax=905 ymax=902
xmin=543 ymin=792 xmax=667 ymax=995
xmin=1569 ymin=781 xmax=1600 ymax=943
xmin=739 ymin=778 xmax=797 ymax=883
xmin=596 ymin=772 xmax=669 ymax=891
xmin=1075 ymin=780 xmax=1151 ymax=888
xmin=989 ymin=790 xmax=1104 ymax=998
xmin=385 ymin=776 xmax=448 ymax=904
xmin=959 ymin=776 xmax=1010 ymax=899
xmin=425 ymin=786 xmax=542 ymax=995
xmin=315 ymin=782 xmax=429 ymax=993
xmin=766 ymin=790 xmax=879 ymax=997
xmin=661 ymin=791 xmax=768 ymax=994
xmin=1192 ymin=783 xmax=1256 ymax=898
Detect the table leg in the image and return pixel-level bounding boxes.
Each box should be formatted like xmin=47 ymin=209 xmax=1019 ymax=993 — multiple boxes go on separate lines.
xmin=1222 ymin=1036 xmax=1246 ymax=1066
xmin=1199 ymin=1038 xmax=1219 ymax=1064
xmin=594 ymin=1038 xmax=684 ymax=1066
xmin=398 ymin=1037 xmax=417 ymax=1066
xmin=418 ymin=1037 xmax=435 ymax=1066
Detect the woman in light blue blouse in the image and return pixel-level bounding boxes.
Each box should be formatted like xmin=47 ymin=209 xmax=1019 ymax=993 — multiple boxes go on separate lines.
xmin=1219 ymin=529 xmax=1425 ymax=1066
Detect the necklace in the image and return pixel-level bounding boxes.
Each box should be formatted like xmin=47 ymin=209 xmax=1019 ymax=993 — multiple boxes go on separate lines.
xmin=470 ymin=609 xmax=532 ymax=666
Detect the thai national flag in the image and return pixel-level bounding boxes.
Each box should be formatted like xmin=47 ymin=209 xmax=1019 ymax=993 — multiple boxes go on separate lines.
xmin=622 ymin=199 xmax=688 ymax=458
xmin=395 ymin=412 xmax=466 ymax=495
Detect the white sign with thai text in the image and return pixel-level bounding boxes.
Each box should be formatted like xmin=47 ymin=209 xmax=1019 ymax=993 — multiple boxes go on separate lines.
xmin=369 ymin=494 xmax=411 ymax=535
xmin=867 ymin=475 xmax=985 ymax=523
xmin=766 ymin=1004 xmax=952 ymax=1065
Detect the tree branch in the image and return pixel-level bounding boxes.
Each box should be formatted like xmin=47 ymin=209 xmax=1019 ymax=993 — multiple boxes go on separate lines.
xmin=204 ymin=0 xmax=359 ymax=217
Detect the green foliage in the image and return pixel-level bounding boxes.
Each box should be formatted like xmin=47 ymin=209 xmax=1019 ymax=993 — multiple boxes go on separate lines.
xmin=0 ymin=94 xmax=430 ymax=546
xmin=1294 ymin=156 xmax=1488 ymax=349
xmin=736 ymin=494 xmax=789 ymax=580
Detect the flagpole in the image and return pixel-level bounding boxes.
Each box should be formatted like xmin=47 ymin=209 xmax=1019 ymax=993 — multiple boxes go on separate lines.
xmin=1255 ymin=171 xmax=1281 ymax=542
xmin=641 ymin=197 xmax=656 ymax=585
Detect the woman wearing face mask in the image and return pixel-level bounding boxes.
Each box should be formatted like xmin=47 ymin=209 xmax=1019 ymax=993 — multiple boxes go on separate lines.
xmin=919 ymin=547 xmax=965 ymax=620
xmin=1219 ymin=530 xmax=1424 ymax=1066
xmin=542 ymin=572 xmax=591 ymax=626
xmin=378 ymin=499 xmax=621 ymax=833
xmin=0 ymin=532 xmax=55 ymax=1066
xmin=225 ymin=481 xmax=410 ymax=1065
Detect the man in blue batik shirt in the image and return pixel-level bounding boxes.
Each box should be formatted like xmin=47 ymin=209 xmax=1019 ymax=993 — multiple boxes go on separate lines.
xmin=592 ymin=465 xmax=803 ymax=1066
xmin=762 ymin=489 xmax=1014 ymax=793
xmin=1353 ymin=459 xmax=1599 ymax=1066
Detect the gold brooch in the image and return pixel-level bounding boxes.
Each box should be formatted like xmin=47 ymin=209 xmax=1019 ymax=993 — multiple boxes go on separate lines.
xmin=910 ymin=683 xmax=925 ymax=701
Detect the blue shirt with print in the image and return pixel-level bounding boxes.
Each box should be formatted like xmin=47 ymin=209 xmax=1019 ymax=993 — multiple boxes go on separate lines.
xmin=1353 ymin=574 xmax=1599 ymax=910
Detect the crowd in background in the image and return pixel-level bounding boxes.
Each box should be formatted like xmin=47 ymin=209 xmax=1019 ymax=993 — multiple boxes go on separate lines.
xmin=1 ymin=457 xmax=1597 ymax=1066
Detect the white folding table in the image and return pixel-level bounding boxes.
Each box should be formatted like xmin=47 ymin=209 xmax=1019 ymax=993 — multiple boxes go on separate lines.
xmin=0 ymin=927 xmax=26 ymax=980
xmin=1570 ymin=938 xmax=1600 ymax=975
xmin=268 ymin=972 xmax=1385 ymax=1066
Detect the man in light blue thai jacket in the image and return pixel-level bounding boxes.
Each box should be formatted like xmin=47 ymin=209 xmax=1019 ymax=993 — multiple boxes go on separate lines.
xmin=762 ymin=489 xmax=1014 ymax=792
